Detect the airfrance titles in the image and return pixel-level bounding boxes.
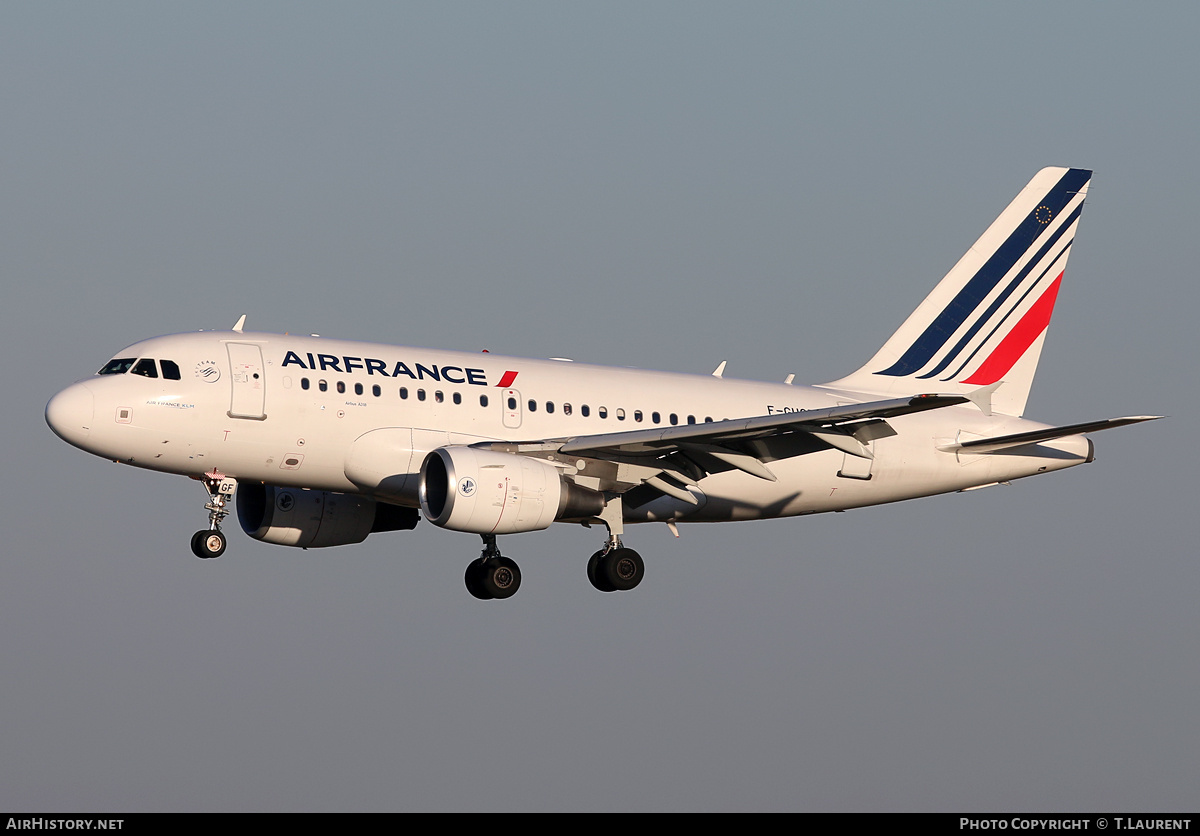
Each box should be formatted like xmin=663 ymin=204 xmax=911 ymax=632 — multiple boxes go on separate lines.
xmin=281 ymin=351 xmax=490 ymax=386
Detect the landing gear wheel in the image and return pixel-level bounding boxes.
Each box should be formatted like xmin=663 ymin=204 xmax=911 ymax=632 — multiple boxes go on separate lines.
xmin=192 ymin=472 xmax=235 ymax=560
xmin=480 ymin=556 xmax=521 ymax=599
xmin=587 ymin=550 xmax=616 ymax=592
xmin=191 ymin=529 xmax=226 ymax=559
xmin=465 ymin=557 xmax=493 ymax=600
xmin=603 ymin=547 xmax=644 ymax=591
xmin=467 ymin=535 xmax=521 ymax=600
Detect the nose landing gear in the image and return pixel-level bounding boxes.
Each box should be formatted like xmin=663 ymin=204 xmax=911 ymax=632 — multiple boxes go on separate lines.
xmin=191 ymin=472 xmax=237 ymax=559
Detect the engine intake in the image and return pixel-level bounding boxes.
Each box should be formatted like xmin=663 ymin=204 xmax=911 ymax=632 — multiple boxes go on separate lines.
xmin=419 ymin=447 xmax=604 ymax=534
xmin=237 ymin=483 xmax=418 ymax=548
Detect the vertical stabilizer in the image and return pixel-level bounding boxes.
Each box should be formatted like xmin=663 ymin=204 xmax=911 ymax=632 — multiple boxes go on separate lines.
xmin=819 ymin=167 xmax=1091 ymax=416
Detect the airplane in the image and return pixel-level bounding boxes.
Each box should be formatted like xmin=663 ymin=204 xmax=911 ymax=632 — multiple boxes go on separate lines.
xmin=45 ymin=166 xmax=1159 ymax=599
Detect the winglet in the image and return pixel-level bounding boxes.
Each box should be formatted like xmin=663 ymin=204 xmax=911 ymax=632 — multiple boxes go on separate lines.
xmin=712 ymin=361 xmax=727 ymax=378
xmin=232 ymin=315 xmax=247 ymax=332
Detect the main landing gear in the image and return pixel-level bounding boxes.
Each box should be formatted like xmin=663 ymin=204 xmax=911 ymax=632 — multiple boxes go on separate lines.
xmin=461 ymin=499 xmax=646 ymax=600
xmin=587 ymin=541 xmax=645 ymax=593
xmin=191 ymin=472 xmax=237 ymax=559
xmin=460 ymin=535 xmax=644 ymax=600
xmin=586 ymin=495 xmax=644 ymax=593
xmin=465 ymin=534 xmax=522 ymax=600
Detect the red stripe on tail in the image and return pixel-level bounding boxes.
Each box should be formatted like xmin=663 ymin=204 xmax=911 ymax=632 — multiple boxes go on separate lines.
xmin=961 ymin=274 xmax=1062 ymax=386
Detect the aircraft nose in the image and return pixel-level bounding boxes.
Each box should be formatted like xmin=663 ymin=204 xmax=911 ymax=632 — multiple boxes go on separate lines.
xmin=46 ymin=382 xmax=95 ymax=448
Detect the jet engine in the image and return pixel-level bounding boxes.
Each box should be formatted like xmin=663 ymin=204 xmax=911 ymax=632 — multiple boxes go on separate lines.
xmin=237 ymin=483 xmax=418 ymax=548
xmin=419 ymin=447 xmax=604 ymax=534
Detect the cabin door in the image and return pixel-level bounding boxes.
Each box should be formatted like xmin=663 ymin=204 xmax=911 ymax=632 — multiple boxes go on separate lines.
xmin=227 ymin=343 xmax=267 ymax=420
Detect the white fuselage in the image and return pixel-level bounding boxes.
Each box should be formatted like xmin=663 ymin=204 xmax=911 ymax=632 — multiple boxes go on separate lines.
xmin=46 ymin=330 xmax=1091 ymax=526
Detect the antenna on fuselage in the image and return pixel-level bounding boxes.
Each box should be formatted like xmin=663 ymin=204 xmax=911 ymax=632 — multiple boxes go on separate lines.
xmin=232 ymin=315 xmax=246 ymax=332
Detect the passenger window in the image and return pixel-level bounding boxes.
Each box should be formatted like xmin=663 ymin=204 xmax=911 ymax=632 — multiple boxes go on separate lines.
xmin=98 ymin=358 xmax=136 ymax=375
xmin=634 ymin=410 xmax=643 ymax=423
xmin=400 ymin=387 xmax=408 ymax=399
xmin=564 ymin=403 xmax=572 ymax=416
xmin=652 ymin=412 xmax=660 ymax=424
xmin=546 ymin=402 xmax=555 ymax=414
xmin=301 ymin=378 xmax=310 ymax=390
xmin=507 ymin=397 xmax=516 ymax=410
xmin=687 ymin=415 xmax=696 ymax=424
xmin=131 ymin=358 xmax=158 ymax=378
xmin=480 ymin=394 xmax=489 ymax=407
xmin=616 ymin=408 xmax=625 ymax=421
xmin=599 ymin=406 xmax=608 ymax=419
xmin=417 ymin=389 xmax=426 ymax=401
xmin=670 ymin=413 xmax=678 ymax=425
xmin=704 ymin=416 xmax=713 ymax=423
xmin=453 ymin=392 xmax=462 ymax=405
xmin=337 ymin=381 xmax=346 ymax=394
xmin=528 ymin=400 xmax=537 ymax=412
xmin=161 ymin=360 xmax=181 ymax=380
xmin=319 ymin=380 xmax=328 ymax=392
xmin=581 ymin=405 xmax=590 ymax=417
xmin=354 ymin=382 xmax=364 ymax=396
xmin=372 ymin=384 xmax=381 ymax=397
xmin=435 ymin=391 xmax=444 ymax=403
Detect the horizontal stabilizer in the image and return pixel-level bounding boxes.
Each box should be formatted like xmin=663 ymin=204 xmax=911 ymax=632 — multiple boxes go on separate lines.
xmin=942 ymin=415 xmax=1161 ymax=454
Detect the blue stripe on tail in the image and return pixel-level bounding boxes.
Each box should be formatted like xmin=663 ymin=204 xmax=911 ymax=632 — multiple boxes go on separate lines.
xmin=876 ymin=168 xmax=1091 ymax=377
xmin=916 ymin=203 xmax=1082 ymax=380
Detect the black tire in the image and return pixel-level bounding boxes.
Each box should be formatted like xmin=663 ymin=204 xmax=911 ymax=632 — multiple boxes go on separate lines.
xmin=481 ymin=556 xmax=521 ymax=599
xmin=465 ymin=557 xmax=492 ymax=600
xmin=603 ymin=548 xmax=644 ymax=591
xmin=191 ymin=529 xmax=226 ymax=559
xmin=587 ymin=550 xmax=616 ymax=592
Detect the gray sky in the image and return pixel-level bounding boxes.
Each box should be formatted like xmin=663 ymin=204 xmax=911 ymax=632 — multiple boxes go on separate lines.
xmin=2 ymin=2 xmax=1196 ymax=812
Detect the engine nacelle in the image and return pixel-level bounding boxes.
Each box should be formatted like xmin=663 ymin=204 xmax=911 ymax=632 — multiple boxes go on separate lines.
xmin=419 ymin=447 xmax=604 ymax=534
xmin=237 ymin=483 xmax=418 ymax=548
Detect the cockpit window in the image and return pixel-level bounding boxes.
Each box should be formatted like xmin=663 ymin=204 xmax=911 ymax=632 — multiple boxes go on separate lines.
xmin=161 ymin=360 xmax=181 ymax=380
xmin=98 ymin=358 xmax=136 ymax=376
xmin=131 ymin=358 xmax=158 ymax=378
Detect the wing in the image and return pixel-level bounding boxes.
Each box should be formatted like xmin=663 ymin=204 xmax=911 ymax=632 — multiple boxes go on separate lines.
xmin=558 ymin=393 xmax=965 ymax=460
xmin=473 ymin=394 xmax=969 ymax=505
